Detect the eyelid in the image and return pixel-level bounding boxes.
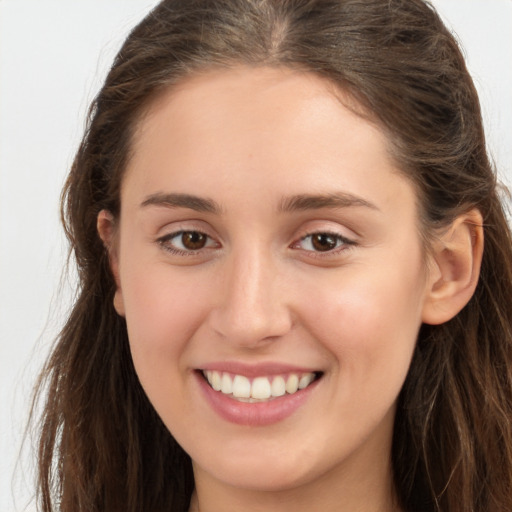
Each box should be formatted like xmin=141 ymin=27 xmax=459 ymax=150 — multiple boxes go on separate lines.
xmin=153 ymin=221 xmax=357 ymax=259
xmin=290 ymin=229 xmax=357 ymax=257
xmin=156 ymin=227 xmax=221 ymax=256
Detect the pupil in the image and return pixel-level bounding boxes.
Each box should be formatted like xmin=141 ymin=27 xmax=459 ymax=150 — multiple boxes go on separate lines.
xmin=182 ymin=232 xmax=206 ymax=250
xmin=312 ymin=233 xmax=337 ymax=252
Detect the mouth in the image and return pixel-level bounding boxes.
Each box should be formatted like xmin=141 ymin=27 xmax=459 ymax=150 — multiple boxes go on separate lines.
xmin=200 ymin=369 xmax=323 ymax=403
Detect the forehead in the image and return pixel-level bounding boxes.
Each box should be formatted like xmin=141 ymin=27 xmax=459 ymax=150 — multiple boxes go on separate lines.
xmin=122 ymin=66 xmax=416 ymax=221
xmin=139 ymin=67 xmax=374 ymax=138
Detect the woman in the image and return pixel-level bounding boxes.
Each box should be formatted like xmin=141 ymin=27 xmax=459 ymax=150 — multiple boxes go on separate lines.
xmin=33 ymin=0 xmax=512 ymax=511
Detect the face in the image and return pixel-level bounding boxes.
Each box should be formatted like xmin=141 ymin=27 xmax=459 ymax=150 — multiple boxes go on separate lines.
xmin=108 ymin=67 xmax=434 ymax=498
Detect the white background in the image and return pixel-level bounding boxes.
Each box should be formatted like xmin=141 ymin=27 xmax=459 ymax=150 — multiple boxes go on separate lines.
xmin=0 ymin=1 xmax=511 ymax=511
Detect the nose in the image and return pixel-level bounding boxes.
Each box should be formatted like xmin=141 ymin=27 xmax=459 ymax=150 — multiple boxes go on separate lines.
xmin=208 ymin=248 xmax=293 ymax=347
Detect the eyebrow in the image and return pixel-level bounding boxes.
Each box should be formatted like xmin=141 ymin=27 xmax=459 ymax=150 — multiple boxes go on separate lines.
xmin=278 ymin=192 xmax=379 ymax=213
xmin=140 ymin=192 xmax=222 ymax=214
xmin=140 ymin=191 xmax=379 ymax=215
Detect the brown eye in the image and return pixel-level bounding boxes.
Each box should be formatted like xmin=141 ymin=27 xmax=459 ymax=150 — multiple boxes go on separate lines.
xmin=295 ymin=231 xmax=354 ymax=254
xmin=181 ymin=231 xmax=207 ymax=250
xmin=311 ymin=233 xmax=339 ymax=252
xmin=158 ymin=230 xmax=217 ymax=254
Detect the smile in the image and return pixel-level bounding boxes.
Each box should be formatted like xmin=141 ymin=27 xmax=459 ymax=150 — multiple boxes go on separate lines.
xmin=202 ymin=370 xmax=321 ymax=402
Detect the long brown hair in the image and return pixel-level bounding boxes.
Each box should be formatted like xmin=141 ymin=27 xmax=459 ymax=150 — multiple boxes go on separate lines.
xmin=33 ymin=1 xmax=512 ymax=510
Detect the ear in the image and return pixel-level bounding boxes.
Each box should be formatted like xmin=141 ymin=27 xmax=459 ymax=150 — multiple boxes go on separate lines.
xmin=97 ymin=210 xmax=125 ymax=317
xmin=422 ymin=209 xmax=484 ymax=325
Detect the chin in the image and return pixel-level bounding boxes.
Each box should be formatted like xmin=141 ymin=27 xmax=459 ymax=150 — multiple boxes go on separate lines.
xmin=206 ymin=462 xmax=317 ymax=492
xmin=191 ymin=437 xmax=329 ymax=493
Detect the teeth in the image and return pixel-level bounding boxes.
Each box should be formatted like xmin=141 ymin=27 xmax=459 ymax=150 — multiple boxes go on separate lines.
xmin=203 ymin=371 xmax=317 ymax=401
xmin=285 ymin=374 xmax=299 ymax=394
xmin=221 ymin=373 xmax=233 ymax=394
xmin=271 ymin=376 xmax=286 ymax=397
xmin=232 ymin=375 xmax=251 ymax=398
xmin=211 ymin=371 xmax=222 ymax=391
xmin=251 ymin=377 xmax=272 ymax=399
xmin=299 ymin=373 xmax=315 ymax=389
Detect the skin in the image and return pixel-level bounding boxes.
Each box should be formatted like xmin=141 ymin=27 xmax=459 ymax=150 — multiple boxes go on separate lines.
xmin=98 ymin=66 xmax=483 ymax=512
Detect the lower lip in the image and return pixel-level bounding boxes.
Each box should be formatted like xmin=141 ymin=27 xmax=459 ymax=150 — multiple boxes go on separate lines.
xmin=195 ymin=372 xmax=320 ymax=426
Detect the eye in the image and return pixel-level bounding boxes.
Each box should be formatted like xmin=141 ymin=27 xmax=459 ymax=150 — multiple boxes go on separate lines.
xmin=295 ymin=232 xmax=354 ymax=253
xmin=158 ymin=230 xmax=218 ymax=254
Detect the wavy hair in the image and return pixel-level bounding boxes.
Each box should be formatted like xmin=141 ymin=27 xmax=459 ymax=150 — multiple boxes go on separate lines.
xmin=33 ymin=1 xmax=512 ymax=510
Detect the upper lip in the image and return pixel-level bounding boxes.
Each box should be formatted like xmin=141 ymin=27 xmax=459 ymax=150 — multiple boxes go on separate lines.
xmin=198 ymin=361 xmax=322 ymax=377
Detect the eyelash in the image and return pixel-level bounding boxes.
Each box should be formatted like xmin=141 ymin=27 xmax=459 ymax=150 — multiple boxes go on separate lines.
xmin=157 ymin=229 xmax=356 ymax=258
xmin=157 ymin=230 xmax=218 ymax=256
xmin=293 ymin=231 xmax=357 ymax=256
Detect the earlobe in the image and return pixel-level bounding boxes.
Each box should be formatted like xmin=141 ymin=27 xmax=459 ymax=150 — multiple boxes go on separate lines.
xmin=97 ymin=210 xmax=125 ymax=317
xmin=422 ymin=209 xmax=484 ymax=325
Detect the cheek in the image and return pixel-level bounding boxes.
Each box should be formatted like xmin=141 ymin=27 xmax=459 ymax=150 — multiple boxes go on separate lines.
xmin=119 ymin=265 xmax=215 ymax=431
xmin=120 ymin=261 xmax=212 ymax=379
xmin=300 ymin=259 xmax=426 ymax=392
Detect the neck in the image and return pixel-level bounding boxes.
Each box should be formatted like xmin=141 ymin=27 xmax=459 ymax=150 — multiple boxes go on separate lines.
xmin=189 ymin=449 xmax=400 ymax=512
